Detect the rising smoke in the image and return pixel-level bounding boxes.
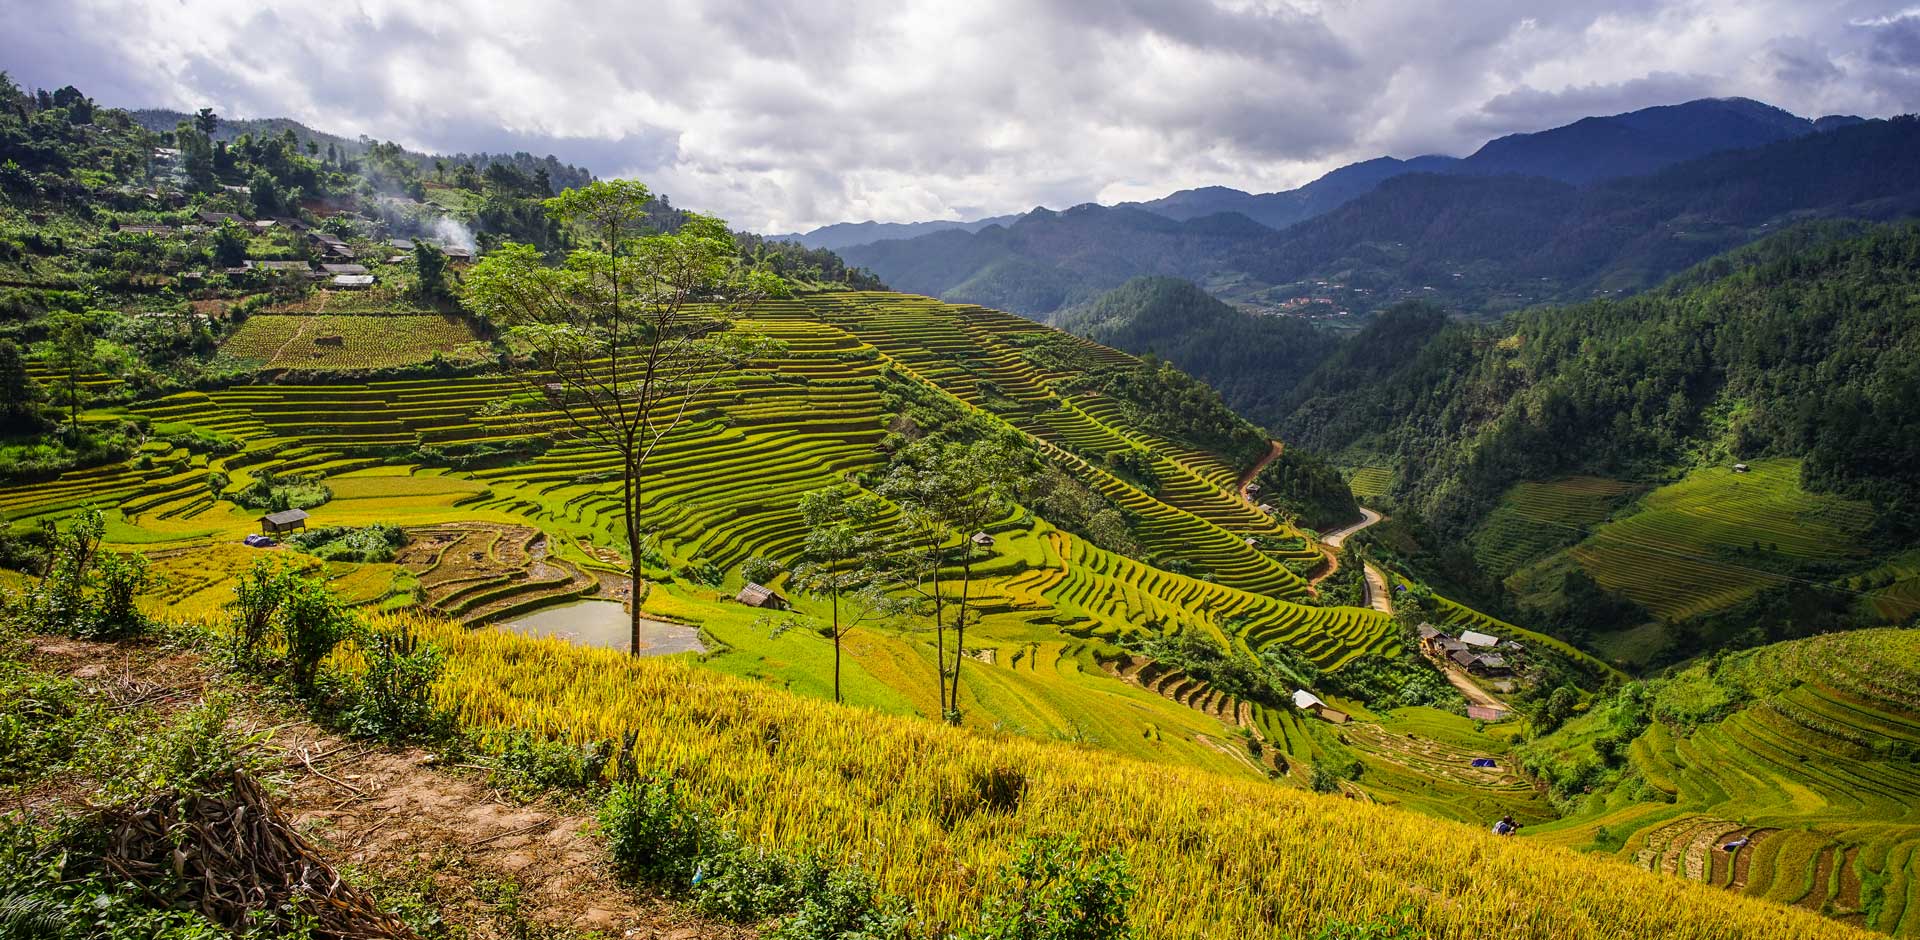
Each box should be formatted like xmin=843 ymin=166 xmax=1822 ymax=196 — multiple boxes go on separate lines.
xmin=431 ymin=216 xmax=477 ymax=253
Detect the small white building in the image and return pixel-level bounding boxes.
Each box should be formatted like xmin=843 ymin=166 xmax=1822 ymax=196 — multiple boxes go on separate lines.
xmin=1459 ymin=629 xmax=1500 ymax=648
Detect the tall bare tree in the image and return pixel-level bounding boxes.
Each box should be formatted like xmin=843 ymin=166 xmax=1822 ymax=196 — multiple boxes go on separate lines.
xmin=463 ymin=180 xmax=784 ymax=654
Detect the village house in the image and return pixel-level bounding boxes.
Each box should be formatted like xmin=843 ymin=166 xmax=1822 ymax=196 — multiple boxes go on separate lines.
xmin=258 ymin=508 xmax=308 ymax=535
xmin=196 ymin=210 xmax=243 ymax=226
xmin=1292 ymin=689 xmax=1349 ymax=724
xmin=320 ymin=263 xmax=369 ymax=276
xmin=390 ymin=237 xmax=415 ymax=251
xmin=330 ymin=274 xmax=375 ymax=289
xmin=1459 ymin=629 xmax=1500 ymax=648
xmin=736 ymin=582 xmax=789 ymax=610
xmin=441 ymin=245 xmax=474 ymax=263
xmin=971 ymin=531 xmax=996 ymax=547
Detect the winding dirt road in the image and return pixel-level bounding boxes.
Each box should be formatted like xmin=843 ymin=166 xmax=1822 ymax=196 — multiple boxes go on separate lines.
xmin=1237 ymin=441 xmax=1284 ymax=505
xmin=1322 ymin=507 xmax=1383 ymax=549
xmin=1360 ymin=561 xmax=1393 ymax=614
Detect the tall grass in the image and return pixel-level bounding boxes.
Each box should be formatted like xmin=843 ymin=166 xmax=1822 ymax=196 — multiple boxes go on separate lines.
xmin=358 ymin=610 xmax=1873 ymax=940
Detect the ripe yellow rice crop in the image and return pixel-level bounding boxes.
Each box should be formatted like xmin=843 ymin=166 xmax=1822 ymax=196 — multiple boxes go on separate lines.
xmin=350 ymin=610 xmax=1874 ymax=940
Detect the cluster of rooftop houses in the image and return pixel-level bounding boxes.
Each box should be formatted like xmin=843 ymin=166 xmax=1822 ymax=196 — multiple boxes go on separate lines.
xmin=1417 ymin=623 xmax=1523 ymax=676
xmin=118 ymin=155 xmax=476 ymax=289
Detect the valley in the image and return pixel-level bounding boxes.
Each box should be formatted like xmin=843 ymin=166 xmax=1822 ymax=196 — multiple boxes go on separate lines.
xmin=3 ymin=62 xmax=1919 ymax=940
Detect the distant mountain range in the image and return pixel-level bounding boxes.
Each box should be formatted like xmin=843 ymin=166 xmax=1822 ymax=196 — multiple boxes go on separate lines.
xmin=763 ymin=215 xmax=1021 ymax=251
xmin=824 ymin=100 xmax=1910 ymax=318
xmin=775 ymin=98 xmax=1863 ymax=254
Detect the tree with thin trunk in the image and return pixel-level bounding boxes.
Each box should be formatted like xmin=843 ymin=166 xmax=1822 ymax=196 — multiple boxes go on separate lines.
xmin=463 ymin=179 xmax=784 ymax=655
xmin=43 ymin=313 xmax=94 ymax=434
xmin=879 ymin=436 xmax=1019 ymax=722
xmin=792 ymin=484 xmax=894 ymax=703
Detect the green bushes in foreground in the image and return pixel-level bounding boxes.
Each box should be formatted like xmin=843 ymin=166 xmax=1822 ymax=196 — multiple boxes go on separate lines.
xmin=598 ymin=774 xmax=1138 ymax=940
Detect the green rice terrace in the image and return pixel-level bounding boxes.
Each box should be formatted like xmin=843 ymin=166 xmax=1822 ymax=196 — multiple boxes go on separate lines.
xmin=1 ymin=289 xmax=1460 ymax=795
xmin=1522 ymin=629 xmax=1920 ymax=935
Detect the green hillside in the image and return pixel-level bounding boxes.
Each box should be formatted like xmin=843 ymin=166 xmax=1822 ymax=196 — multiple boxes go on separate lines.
xmin=1521 ymin=628 xmax=1920 ymax=935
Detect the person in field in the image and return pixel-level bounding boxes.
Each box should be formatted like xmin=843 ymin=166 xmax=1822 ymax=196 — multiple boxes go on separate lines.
xmin=1492 ymin=815 xmax=1519 ymax=836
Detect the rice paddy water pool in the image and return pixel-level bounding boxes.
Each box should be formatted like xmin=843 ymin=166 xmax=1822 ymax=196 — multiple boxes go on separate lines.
xmin=496 ymin=599 xmax=705 ymax=655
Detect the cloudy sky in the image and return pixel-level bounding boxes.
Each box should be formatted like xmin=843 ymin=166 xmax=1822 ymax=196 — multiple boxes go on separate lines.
xmin=4 ymin=0 xmax=1919 ymax=232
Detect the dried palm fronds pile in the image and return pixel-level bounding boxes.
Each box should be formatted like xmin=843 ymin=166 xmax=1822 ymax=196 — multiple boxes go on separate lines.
xmin=96 ymin=769 xmax=415 ymax=940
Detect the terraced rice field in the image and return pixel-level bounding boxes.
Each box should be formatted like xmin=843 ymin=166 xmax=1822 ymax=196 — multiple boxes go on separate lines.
xmin=324 ymin=611 xmax=1884 ymax=940
xmin=1529 ymin=629 xmax=1920 ymax=936
xmin=0 ymin=291 xmax=1393 ymax=760
xmin=1563 ymin=461 xmax=1873 ymax=620
xmin=1471 ymin=475 xmax=1641 ymax=576
xmin=1345 ymin=466 xmax=1394 ymax=499
xmin=219 ymin=313 xmax=481 ymax=369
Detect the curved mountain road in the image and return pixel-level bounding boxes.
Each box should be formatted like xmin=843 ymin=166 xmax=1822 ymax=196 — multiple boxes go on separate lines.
xmin=1321 ymin=506 xmax=1382 ymax=549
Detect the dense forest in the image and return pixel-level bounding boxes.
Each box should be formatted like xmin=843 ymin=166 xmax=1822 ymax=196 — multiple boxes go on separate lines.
xmin=130 ymin=109 xmax=598 ymax=192
xmin=1053 ymin=277 xmax=1341 ymax=424
xmin=1281 ymin=222 xmax=1920 ymax=543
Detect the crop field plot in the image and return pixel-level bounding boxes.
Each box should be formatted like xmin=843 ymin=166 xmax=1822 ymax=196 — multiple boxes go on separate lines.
xmin=339 ymin=610 xmax=1882 ymax=940
xmin=1345 ymin=466 xmax=1394 ymax=499
xmin=1560 ymin=460 xmax=1873 ymax=621
xmin=1565 ymin=629 xmax=1920 ymax=936
xmin=1472 ymin=475 xmax=1641 ymax=577
xmin=219 ymin=314 xmax=482 ymax=370
xmin=3 ymin=289 xmax=1408 ymax=803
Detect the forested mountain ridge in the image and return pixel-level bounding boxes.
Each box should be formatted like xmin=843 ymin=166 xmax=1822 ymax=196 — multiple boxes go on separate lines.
xmin=1278 ymin=221 xmax=1920 ymax=542
xmin=841 ymin=113 xmax=1920 ymax=319
xmin=130 ymin=108 xmax=599 ymax=193
xmin=1053 ymin=276 xmax=1342 ymax=427
xmin=1121 ymin=97 xmax=1837 ymax=231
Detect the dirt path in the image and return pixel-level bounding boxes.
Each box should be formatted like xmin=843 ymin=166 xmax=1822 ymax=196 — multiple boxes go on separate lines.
xmin=1435 ymin=656 xmax=1507 ymax=711
xmin=1306 ymin=507 xmax=1383 ymax=589
xmin=1361 ymin=561 xmax=1393 ymax=614
xmin=20 ymin=635 xmax=747 ymax=940
xmin=1322 ymin=507 xmax=1383 ymax=549
xmin=1237 ymin=440 xmax=1283 ymax=505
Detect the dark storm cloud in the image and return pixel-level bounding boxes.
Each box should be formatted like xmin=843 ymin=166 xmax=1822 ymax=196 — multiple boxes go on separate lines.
xmin=0 ymin=0 xmax=1913 ymax=231
xmin=1861 ymin=10 xmax=1920 ymax=68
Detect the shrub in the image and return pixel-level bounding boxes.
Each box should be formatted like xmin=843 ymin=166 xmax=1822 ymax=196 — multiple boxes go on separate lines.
xmin=17 ymin=510 xmax=150 ymax=640
xmin=278 ymin=579 xmax=354 ymax=693
xmin=741 ymin=556 xmax=784 ymax=585
xmin=599 ymin=776 xmax=711 ymax=886
xmin=225 ymin=558 xmax=293 ymax=666
xmin=768 ymin=864 xmax=909 ymax=940
xmin=964 ymin=835 xmax=1135 ymax=940
xmin=286 ymin=524 xmax=406 ymax=563
xmin=342 ymin=626 xmax=451 ymax=743
xmin=493 ymin=731 xmax=615 ymax=794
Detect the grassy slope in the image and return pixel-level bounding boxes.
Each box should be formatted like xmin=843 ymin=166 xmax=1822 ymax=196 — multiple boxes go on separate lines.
xmin=1483 ymin=460 xmax=1881 ymax=664
xmin=331 ymin=608 xmax=1876 ymax=940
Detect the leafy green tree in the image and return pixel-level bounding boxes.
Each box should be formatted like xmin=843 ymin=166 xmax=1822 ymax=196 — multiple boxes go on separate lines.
xmin=879 ymin=437 xmax=1020 ymax=721
xmin=248 ymin=168 xmax=282 ymax=216
xmin=463 ymin=179 xmax=784 ymax=655
xmin=413 ymin=242 xmax=451 ymax=304
xmin=210 ymin=218 xmax=248 ymax=268
xmin=792 ymin=484 xmax=894 ymax=703
xmin=193 ymin=107 xmax=219 ymax=136
xmin=42 ymin=313 xmax=93 ymax=431
xmin=0 ymin=338 xmax=46 ymax=434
